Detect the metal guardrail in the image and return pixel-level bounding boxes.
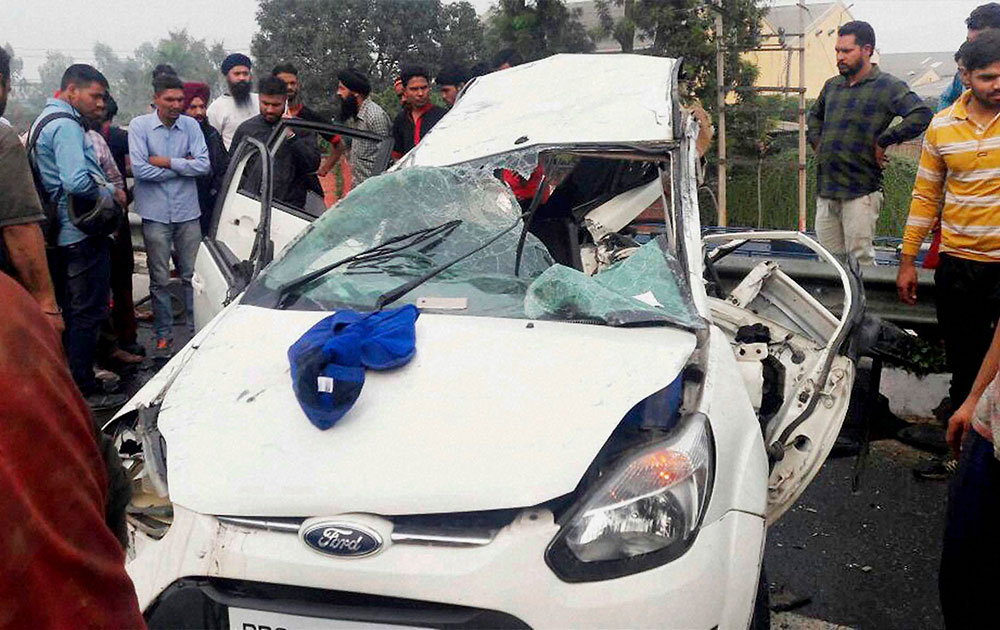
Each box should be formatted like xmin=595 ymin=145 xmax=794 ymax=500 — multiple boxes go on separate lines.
xmin=713 ymin=255 xmax=938 ymax=331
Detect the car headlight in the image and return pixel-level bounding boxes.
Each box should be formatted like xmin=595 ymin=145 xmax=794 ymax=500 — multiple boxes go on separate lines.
xmin=546 ymin=413 xmax=714 ymax=582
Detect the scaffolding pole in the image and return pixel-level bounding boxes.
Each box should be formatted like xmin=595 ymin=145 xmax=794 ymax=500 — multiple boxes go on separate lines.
xmin=716 ymin=10 xmax=727 ymax=227
xmin=797 ymin=3 xmax=807 ymax=231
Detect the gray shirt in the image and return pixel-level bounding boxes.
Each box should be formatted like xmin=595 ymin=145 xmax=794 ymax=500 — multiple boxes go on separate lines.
xmin=347 ymin=98 xmax=392 ymax=185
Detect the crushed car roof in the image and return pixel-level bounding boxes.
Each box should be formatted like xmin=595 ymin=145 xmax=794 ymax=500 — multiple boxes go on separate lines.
xmin=403 ymin=53 xmax=679 ymax=167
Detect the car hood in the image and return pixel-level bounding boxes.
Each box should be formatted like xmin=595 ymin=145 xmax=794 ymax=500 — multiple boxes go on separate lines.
xmin=153 ymin=305 xmax=697 ymax=517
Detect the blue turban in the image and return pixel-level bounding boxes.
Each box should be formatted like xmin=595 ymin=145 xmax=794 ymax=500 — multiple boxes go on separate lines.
xmin=221 ymin=53 xmax=252 ymax=76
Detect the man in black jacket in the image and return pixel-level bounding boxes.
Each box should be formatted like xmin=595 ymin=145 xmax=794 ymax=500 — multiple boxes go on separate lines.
xmin=183 ymin=82 xmax=229 ymax=235
xmin=231 ymin=76 xmax=322 ymax=210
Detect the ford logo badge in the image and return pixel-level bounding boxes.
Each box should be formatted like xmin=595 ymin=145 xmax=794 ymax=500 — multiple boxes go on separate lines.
xmin=300 ymin=521 xmax=383 ymax=558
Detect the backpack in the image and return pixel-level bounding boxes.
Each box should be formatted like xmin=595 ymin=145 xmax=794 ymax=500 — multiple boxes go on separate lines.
xmin=27 ymin=112 xmax=122 ymax=245
xmin=26 ymin=112 xmax=78 ymax=245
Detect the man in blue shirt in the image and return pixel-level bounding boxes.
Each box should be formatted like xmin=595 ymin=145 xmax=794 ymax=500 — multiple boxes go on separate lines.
xmin=938 ymin=4 xmax=1000 ymax=112
xmin=129 ymin=74 xmax=210 ymax=356
xmin=31 ymin=64 xmax=124 ymax=410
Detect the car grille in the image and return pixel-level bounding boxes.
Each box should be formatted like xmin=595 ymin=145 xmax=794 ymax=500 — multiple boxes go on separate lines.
xmin=217 ymin=507 xmax=523 ymax=548
xmin=144 ymin=577 xmax=531 ymax=629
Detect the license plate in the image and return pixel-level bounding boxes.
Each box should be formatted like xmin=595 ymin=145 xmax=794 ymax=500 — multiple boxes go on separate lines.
xmin=228 ymin=606 xmax=426 ymax=629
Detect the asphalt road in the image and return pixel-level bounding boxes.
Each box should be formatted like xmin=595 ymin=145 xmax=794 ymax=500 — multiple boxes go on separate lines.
xmin=766 ymin=439 xmax=948 ymax=629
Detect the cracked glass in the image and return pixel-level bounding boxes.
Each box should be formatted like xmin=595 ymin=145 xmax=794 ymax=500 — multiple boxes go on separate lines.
xmin=250 ymin=164 xmax=699 ymax=328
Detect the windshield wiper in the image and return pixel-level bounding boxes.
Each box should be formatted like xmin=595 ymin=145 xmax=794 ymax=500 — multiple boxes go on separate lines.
xmin=374 ymin=174 xmax=549 ymax=311
xmin=274 ymin=220 xmax=462 ymax=309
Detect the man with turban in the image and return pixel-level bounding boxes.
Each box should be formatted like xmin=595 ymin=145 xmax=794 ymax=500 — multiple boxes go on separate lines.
xmin=319 ymin=67 xmax=392 ymax=188
xmin=184 ymin=82 xmax=229 ymax=235
xmin=207 ymin=52 xmax=259 ymax=150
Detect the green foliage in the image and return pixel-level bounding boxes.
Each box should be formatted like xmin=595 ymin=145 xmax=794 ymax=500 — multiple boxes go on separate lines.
xmin=703 ymin=151 xmax=918 ymax=239
xmin=891 ymin=336 xmax=948 ymax=377
xmin=485 ymin=0 xmax=595 ymax=61
xmin=252 ymin=0 xmax=486 ymax=108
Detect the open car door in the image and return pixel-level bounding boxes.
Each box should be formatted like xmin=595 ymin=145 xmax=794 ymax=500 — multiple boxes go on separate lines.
xmin=702 ymin=231 xmax=864 ymax=524
xmin=191 ymin=119 xmax=393 ymax=330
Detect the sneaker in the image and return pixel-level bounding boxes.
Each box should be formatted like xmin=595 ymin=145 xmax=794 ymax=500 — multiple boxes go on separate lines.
xmin=153 ymin=338 xmax=173 ymax=360
xmin=913 ymin=457 xmax=959 ymax=481
xmin=84 ymin=391 xmax=128 ymax=412
xmin=94 ymin=367 xmax=121 ymax=393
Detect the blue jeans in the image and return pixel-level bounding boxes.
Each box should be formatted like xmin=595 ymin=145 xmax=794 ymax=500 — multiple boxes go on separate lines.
xmin=56 ymin=236 xmax=111 ymax=394
xmin=142 ymin=219 xmax=201 ymax=341
xmin=940 ymin=431 xmax=1000 ymax=628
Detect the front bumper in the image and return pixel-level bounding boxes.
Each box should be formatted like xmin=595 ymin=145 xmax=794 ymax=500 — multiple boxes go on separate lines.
xmin=129 ymin=504 xmax=765 ymax=629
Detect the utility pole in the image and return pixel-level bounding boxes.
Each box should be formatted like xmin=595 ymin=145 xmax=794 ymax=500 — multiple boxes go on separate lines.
xmin=797 ymin=2 xmax=807 ymax=231
xmin=716 ymin=9 xmax=727 ymax=227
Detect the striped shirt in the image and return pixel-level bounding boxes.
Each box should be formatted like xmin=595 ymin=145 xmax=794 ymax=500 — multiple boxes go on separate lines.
xmin=903 ymin=91 xmax=1000 ymax=261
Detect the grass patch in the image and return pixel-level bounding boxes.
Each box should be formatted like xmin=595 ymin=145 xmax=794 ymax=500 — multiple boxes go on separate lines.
xmin=701 ymin=153 xmax=918 ymax=239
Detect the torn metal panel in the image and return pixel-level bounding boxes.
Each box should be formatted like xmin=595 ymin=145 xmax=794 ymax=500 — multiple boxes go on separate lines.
xmin=583 ymin=179 xmax=663 ymax=242
xmin=402 ymin=54 xmax=677 ymax=168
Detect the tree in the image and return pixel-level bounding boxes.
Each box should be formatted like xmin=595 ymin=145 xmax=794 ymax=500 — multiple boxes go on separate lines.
xmin=95 ymin=31 xmax=228 ymax=124
xmin=252 ymin=0 xmax=486 ymax=108
xmin=2 ymin=43 xmax=40 ymax=131
xmin=439 ymin=3 xmax=486 ymax=69
xmin=592 ymin=0 xmax=762 ymax=159
xmin=485 ymin=0 xmax=595 ymax=63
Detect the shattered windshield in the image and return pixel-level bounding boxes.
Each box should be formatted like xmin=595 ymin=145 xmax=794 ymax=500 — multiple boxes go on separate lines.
xmin=245 ymin=166 xmax=701 ymax=328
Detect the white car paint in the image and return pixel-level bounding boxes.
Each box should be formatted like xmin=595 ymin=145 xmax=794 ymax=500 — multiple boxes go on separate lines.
xmin=153 ymin=305 xmax=698 ymax=517
xmin=129 ymin=505 xmax=766 ymax=630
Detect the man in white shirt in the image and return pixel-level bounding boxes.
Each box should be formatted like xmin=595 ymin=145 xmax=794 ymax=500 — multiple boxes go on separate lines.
xmin=207 ymin=53 xmax=259 ymax=150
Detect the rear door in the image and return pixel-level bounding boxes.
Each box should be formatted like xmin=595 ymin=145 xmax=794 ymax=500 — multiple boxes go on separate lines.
xmin=191 ymin=119 xmax=393 ymax=330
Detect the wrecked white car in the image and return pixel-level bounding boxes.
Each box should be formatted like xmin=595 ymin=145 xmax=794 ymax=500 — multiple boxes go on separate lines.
xmin=110 ymin=54 xmax=863 ymax=629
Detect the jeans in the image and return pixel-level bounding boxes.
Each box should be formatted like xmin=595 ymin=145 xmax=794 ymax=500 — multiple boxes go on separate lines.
xmin=142 ymin=219 xmax=201 ymax=341
xmin=56 ymin=236 xmax=111 ymax=394
xmin=815 ymin=191 xmax=883 ymax=265
xmin=940 ymin=431 xmax=1000 ymax=628
xmin=935 ymin=254 xmax=1000 ymax=405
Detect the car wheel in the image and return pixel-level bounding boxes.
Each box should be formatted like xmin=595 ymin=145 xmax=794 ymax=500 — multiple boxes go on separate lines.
xmin=750 ymin=566 xmax=770 ymax=630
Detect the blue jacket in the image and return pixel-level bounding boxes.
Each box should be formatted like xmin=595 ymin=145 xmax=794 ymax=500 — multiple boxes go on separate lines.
xmin=938 ymin=72 xmax=965 ymax=113
xmin=31 ymin=99 xmax=115 ymax=246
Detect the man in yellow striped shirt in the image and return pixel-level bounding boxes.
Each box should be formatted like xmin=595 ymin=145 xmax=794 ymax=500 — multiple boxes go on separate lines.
xmin=899 ymin=29 xmax=1000 ymax=629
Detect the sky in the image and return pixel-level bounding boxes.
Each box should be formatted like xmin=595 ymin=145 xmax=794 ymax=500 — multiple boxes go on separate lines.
xmin=2 ymin=0 xmax=984 ymax=81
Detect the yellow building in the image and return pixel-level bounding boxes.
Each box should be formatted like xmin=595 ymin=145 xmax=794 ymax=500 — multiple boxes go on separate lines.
xmin=747 ymin=1 xmax=858 ymax=99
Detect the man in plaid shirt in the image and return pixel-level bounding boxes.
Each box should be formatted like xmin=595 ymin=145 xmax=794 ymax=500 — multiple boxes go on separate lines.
xmin=321 ymin=68 xmax=392 ymax=188
xmin=807 ymin=21 xmax=931 ymax=264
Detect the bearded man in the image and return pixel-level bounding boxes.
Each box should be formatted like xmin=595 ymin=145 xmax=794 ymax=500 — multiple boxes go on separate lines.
xmin=183 ymin=82 xmax=229 ymax=235
xmin=207 ymin=53 xmax=258 ymax=150
xmin=318 ymin=68 xmax=391 ymax=188
xmin=806 ymin=20 xmax=931 ymax=265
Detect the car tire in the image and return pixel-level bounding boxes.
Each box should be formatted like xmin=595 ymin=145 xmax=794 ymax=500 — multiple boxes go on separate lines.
xmin=750 ymin=565 xmax=771 ymax=630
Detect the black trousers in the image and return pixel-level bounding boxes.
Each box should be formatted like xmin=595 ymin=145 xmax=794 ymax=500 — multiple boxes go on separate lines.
xmin=55 ymin=237 xmax=111 ymax=395
xmin=940 ymin=432 xmax=1000 ymax=628
xmin=935 ymin=254 xmax=1000 ymax=406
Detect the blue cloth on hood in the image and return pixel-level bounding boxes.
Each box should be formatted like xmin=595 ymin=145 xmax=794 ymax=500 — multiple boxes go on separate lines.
xmin=288 ymin=305 xmax=419 ymax=430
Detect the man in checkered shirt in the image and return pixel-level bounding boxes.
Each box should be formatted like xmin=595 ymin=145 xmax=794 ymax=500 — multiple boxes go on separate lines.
xmin=324 ymin=68 xmax=392 ymax=188
xmin=807 ymin=20 xmax=931 ymax=264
